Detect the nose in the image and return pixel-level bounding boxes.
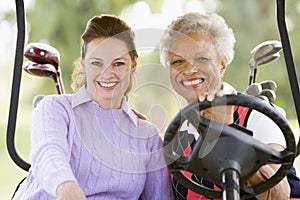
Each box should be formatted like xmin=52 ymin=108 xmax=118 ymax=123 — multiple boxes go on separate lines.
xmin=101 ymin=65 xmax=115 ymax=78
xmin=182 ymin=61 xmax=198 ymax=75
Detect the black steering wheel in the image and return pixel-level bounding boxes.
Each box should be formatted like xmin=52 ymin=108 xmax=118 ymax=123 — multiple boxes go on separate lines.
xmin=163 ymin=94 xmax=296 ymax=199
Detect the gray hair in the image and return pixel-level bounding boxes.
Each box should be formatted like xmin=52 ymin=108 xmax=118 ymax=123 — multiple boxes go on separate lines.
xmin=160 ymin=12 xmax=236 ymax=67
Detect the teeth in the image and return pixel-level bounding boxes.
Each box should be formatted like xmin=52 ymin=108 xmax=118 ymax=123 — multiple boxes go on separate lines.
xmin=182 ymin=79 xmax=203 ymax=86
xmin=99 ymin=82 xmax=117 ymax=87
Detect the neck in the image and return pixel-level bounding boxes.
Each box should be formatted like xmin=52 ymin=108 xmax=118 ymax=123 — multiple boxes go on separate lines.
xmin=95 ymin=97 xmax=123 ymax=110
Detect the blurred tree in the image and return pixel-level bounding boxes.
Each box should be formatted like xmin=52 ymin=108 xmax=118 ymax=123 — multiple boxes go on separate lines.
xmin=218 ymin=0 xmax=300 ymax=120
xmin=25 ymin=0 xmax=137 ymax=94
xmin=4 ymin=0 xmax=300 ymax=119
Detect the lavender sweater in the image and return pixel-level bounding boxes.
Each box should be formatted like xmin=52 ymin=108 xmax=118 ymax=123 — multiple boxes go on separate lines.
xmin=21 ymin=86 xmax=172 ymax=199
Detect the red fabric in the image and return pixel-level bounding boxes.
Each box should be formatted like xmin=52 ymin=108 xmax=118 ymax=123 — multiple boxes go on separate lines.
xmin=182 ymin=170 xmax=222 ymax=200
xmin=183 ymin=142 xmax=192 ymax=157
xmin=234 ymin=106 xmax=249 ymax=126
xmin=187 ymin=189 xmax=211 ymax=199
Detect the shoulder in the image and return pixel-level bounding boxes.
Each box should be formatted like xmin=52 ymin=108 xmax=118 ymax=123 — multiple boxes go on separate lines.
xmin=35 ymin=94 xmax=73 ymax=111
xmin=134 ymin=116 xmax=162 ymax=144
xmin=136 ymin=117 xmax=159 ymax=133
xmin=128 ymin=107 xmax=159 ymax=132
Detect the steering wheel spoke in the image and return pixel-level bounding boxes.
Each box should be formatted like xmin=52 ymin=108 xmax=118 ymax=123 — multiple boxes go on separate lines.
xmin=268 ymin=149 xmax=295 ymax=164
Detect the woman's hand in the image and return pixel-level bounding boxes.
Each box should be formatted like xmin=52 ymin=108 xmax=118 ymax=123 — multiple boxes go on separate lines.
xmin=249 ymin=165 xmax=290 ymax=200
xmin=248 ymin=144 xmax=290 ymax=200
xmin=56 ymin=181 xmax=86 ymax=200
xmin=199 ymin=82 xmax=237 ymax=125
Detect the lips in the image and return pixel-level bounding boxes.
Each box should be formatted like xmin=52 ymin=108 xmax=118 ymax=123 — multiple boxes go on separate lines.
xmin=181 ymin=78 xmax=204 ymax=88
xmin=97 ymin=81 xmax=118 ymax=88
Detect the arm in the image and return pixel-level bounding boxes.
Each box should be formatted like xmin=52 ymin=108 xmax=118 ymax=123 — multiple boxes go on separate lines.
xmin=248 ymin=144 xmax=290 ymax=200
xmin=201 ymin=82 xmax=290 ymax=199
xmin=30 ymin=96 xmax=80 ymax=197
xmin=141 ymin=127 xmax=173 ymax=200
xmin=56 ymin=182 xmax=86 ymax=200
xmin=247 ymin=110 xmax=290 ymax=199
xmin=199 ymin=82 xmax=237 ymax=125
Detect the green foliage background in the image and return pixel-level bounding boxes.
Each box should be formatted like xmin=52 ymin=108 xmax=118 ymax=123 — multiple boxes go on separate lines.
xmin=18 ymin=0 xmax=300 ymax=119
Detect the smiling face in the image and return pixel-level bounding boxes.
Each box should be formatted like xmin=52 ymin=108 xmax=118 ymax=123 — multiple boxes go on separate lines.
xmin=169 ymin=33 xmax=226 ymax=103
xmin=82 ymin=37 xmax=136 ymax=109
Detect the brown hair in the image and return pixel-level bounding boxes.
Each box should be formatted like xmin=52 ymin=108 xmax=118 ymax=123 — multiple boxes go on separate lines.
xmin=71 ymin=14 xmax=138 ymax=99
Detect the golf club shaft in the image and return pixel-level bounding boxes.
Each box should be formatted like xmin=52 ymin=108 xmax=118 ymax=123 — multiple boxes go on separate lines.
xmin=249 ymin=68 xmax=257 ymax=86
xmin=57 ymin=76 xmax=65 ymax=94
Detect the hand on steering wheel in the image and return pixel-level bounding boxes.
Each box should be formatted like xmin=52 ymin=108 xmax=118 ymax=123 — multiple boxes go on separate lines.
xmin=163 ymin=94 xmax=295 ymax=199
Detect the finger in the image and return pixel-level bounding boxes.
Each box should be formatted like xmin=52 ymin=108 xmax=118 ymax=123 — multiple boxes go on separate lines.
xmin=216 ymin=89 xmax=225 ymax=97
xmin=206 ymin=90 xmax=217 ymax=101
xmin=206 ymin=94 xmax=214 ymax=101
xmin=222 ymin=82 xmax=237 ymax=95
xmin=199 ymin=94 xmax=207 ymax=102
xmin=231 ymin=88 xmax=237 ymax=95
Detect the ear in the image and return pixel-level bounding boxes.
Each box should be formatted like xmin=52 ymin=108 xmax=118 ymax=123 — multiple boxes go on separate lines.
xmin=80 ymin=59 xmax=85 ymax=72
xmin=220 ymin=60 xmax=227 ymax=77
xmin=131 ymin=59 xmax=137 ymax=72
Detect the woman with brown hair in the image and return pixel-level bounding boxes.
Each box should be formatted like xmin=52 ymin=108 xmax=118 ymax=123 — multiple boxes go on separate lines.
xmin=21 ymin=14 xmax=172 ymax=200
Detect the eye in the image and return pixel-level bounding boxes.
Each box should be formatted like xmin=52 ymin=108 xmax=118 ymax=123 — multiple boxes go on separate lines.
xmin=90 ymin=60 xmax=103 ymax=68
xmin=113 ymin=61 xmax=126 ymax=67
xmin=171 ymin=59 xmax=185 ymax=66
xmin=195 ymin=57 xmax=209 ymax=63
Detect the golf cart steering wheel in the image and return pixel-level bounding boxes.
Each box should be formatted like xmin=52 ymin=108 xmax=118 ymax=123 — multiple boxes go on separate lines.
xmin=163 ymin=94 xmax=296 ymax=199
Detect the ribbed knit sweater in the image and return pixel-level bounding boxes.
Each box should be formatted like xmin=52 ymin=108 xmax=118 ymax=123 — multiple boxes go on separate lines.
xmin=21 ymin=86 xmax=172 ymax=199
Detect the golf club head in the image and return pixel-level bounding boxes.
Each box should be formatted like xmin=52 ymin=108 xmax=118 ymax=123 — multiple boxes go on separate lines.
xmin=261 ymin=89 xmax=276 ymax=102
xmin=23 ymin=61 xmax=57 ymax=78
xmin=248 ymin=41 xmax=282 ymax=85
xmin=245 ymin=81 xmax=277 ymax=102
xmin=23 ymin=61 xmax=63 ymax=94
xmin=24 ymin=42 xmax=60 ymax=69
xmin=260 ymin=80 xmax=277 ymax=91
xmin=24 ymin=43 xmax=65 ymax=94
xmin=256 ymin=52 xmax=280 ymax=66
xmin=245 ymin=83 xmax=262 ymax=96
xmin=251 ymin=40 xmax=282 ymax=61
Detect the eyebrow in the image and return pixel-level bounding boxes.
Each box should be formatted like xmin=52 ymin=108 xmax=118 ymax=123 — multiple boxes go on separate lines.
xmin=113 ymin=56 xmax=128 ymax=61
xmin=194 ymin=51 xmax=208 ymax=56
xmin=89 ymin=57 xmax=103 ymax=61
xmin=170 ymin=51 xmax=207 ymax=59
xmin=89 ymin=55 xmax=129 ymax=62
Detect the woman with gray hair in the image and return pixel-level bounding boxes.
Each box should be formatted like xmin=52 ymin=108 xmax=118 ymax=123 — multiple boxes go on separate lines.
xmin=161 ymin=12 xmax=291 ymax=200
xmin=161 ymin=12 xmax=235 ymax=68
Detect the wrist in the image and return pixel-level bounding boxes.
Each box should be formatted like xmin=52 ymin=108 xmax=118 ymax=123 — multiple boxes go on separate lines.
xmin=56 ymin=181 xmax=78 ymax=196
